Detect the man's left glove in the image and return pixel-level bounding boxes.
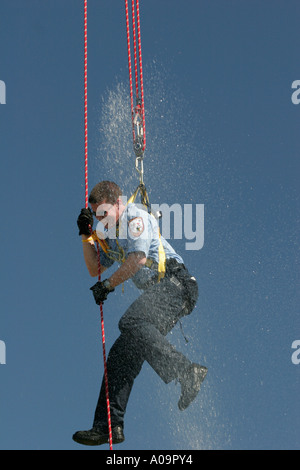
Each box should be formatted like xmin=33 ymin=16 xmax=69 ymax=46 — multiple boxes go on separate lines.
xmin=90 ymin=280 xmax=115 ymax=305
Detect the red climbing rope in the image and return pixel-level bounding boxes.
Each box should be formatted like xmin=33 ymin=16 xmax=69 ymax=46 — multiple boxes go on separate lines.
xmin=84 ymin=0 xmax=88 ymax=210
xmin=97 ymin=249 xmax=113 ymax=451
xmin=125 ymin=0 xmax=146 ymax=157
xmin=83 ymin=0 xmax=113 ymax=451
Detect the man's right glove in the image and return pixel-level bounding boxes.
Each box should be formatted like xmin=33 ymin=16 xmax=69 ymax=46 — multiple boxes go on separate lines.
xmin=77 ymin=208 xmax=94 ymax=236
xmin=90 ymin=280 xmax=115 ymax=305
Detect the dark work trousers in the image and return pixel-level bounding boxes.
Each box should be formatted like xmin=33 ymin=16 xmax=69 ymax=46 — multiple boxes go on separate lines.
xmin=93 ymin=261 xmax=199 ymax=429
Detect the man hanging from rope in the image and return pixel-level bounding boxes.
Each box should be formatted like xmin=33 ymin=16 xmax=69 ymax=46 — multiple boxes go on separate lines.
xmin=73 ymin=180 xmax=207 ymax=446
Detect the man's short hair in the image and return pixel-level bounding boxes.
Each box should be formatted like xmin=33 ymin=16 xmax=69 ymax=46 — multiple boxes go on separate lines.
xmin=89 ymin=181 xmax=122 ymax=205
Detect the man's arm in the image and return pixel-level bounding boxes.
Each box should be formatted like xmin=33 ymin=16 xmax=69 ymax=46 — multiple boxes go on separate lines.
xmin=108 ymin=251 xmax=146 ymax=288
xmin=81 ymin=235 xmax=107 ymax=277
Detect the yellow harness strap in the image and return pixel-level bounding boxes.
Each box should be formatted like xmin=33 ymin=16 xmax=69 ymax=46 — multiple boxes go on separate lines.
xmin=129 ymin=185 xmax=166 ymax=281
xmin=82 ymin=232 xmax=110 ymax=253
xmin=157 ymin=232 xmax=166 ymax=281
xmin=127 ymin=186 xmax=140 ymax=206
xmin=83 ymin=232 xmax=125 ymax=264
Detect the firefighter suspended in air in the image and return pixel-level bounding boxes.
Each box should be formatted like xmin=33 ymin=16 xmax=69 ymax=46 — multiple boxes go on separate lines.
xmin=73 ymin=181 xmax=208 ymax=446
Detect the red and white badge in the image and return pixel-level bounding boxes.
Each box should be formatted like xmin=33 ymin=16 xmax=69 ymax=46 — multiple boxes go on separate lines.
xmin=128 ymin=217 xmax=144 ymax=237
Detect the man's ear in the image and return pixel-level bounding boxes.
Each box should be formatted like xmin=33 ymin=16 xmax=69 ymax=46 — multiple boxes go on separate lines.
xmin=116 ymin=196 xmax=124 ymax=208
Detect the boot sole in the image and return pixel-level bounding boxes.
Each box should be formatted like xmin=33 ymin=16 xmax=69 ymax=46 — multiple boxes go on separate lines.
xmin=72 ymin=433 xmax=125 ymax=447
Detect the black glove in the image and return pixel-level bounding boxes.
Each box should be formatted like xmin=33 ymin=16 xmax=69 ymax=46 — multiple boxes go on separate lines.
xmin=90 ymin=280 xmax=115 ymax=305
xmin=77 ymin=208 xmax=94 ymax=236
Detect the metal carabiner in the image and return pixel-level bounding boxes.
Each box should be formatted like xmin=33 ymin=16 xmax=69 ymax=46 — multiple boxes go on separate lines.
xmin=135 ymin=156 xmax=144 ymax=184
xmin=133 ymin=99 xmax=144 ymax=157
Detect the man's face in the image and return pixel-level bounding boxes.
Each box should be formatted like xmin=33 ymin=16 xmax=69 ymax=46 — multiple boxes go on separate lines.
xmin=90 ymin=200 xmax=119 ymax=230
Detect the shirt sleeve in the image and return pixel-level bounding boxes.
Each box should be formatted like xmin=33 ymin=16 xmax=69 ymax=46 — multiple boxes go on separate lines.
xmin=126 ymin=210 xmax=152 ymax=258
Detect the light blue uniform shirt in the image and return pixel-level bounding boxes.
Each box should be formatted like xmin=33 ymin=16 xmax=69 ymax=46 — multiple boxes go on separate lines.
xmin=98 ymin=203 xmax=184 ymax=290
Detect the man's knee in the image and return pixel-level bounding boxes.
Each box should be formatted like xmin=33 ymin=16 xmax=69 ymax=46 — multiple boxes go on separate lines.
xmin=118 ymin=308 xmax=137 ymax=332
xmin=118 ymin=316 xmax=129 ymax=332
xmin=119 ymin=314 xmax=142 ymax=334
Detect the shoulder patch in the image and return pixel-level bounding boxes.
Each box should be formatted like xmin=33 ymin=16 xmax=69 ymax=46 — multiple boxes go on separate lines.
xmin=128 ymin=217 xmax=144 ymax=237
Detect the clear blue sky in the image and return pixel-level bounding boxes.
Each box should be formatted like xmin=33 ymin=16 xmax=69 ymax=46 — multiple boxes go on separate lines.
xmin=0 ymin=0 xmax=299 ymax=450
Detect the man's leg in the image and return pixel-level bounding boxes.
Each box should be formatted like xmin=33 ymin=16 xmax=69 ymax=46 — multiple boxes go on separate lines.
xmin=93 ymin=332 xmax=144 ymax=429
xmin=119 ymin=276 xmax=193 ymax=384
xmin=73 ymin=331 xmax=144 ymax=446
xmin=118 ymin=270 xmax=207 ymax=409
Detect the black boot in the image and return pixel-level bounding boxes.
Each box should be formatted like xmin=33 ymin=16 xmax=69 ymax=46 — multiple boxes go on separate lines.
xmin=178 ymin=363 xmax=208 ymax=411
xmin=72 ymin=425 xmax=125 ymax=446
